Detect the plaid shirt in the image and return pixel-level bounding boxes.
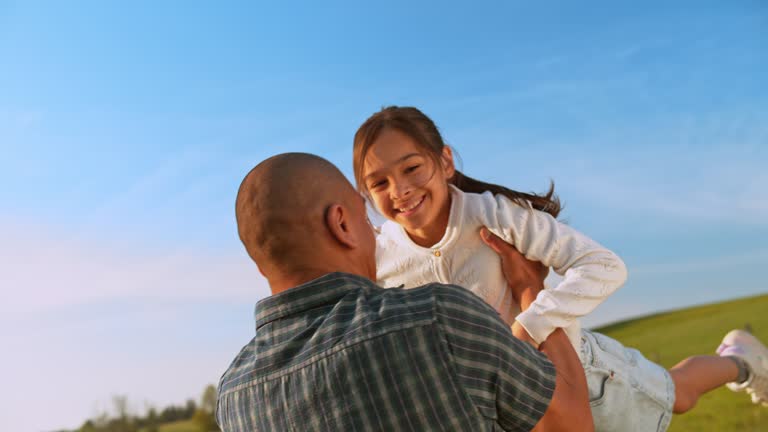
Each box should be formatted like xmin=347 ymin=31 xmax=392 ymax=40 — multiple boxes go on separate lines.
xmin=217 ymin=272 xmax=555 ymax=432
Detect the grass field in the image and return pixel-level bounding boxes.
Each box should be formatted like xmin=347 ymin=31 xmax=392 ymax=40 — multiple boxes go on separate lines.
xmin=137 ymin=419 xmax=201 ymax=432
xmin=153 ymin=420 xmax=199 ymax=432
xmin=158 ymin=420 xmax=200 ymax=432
xmin=595 ymin=293 xmax=768 ymax=432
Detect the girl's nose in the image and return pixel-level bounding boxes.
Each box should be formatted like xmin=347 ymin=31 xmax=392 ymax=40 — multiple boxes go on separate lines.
xmin=391 ymin=179 xmax=413 ymax=200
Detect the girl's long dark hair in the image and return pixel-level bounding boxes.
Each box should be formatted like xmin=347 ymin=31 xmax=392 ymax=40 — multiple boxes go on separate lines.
xmin=353 ymin=106 xmax=562 ymax=218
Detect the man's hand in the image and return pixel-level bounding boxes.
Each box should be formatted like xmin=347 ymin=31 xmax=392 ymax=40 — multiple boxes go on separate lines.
xmin=481 ymin=228 xmax=593 ymax=431
xmin=480 ymin=227 xmax=548 ymax=310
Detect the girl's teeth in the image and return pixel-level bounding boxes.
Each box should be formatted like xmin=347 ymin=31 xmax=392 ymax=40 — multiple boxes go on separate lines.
xmin=398 ymin=198 xmax=422 ymax=212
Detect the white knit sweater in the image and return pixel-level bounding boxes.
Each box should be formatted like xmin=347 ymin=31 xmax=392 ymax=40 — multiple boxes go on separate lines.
xmin=375 ymin=185 xmax=628 ymax=349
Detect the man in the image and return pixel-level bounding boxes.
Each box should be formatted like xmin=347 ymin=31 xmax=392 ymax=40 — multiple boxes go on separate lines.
xmin=217 ymin=153 xmax=592 ymax=431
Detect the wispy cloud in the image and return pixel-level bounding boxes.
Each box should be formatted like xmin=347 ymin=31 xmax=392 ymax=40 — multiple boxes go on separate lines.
xmin=558 ymin=169 xmax=768 ymax=227
xmin=541 ymin=109 xmax=768 ymax=226
xmin=630 ymin=249 xmax=768 ymax=276
xmin=0 ymin=220 xmax=268 ymax=319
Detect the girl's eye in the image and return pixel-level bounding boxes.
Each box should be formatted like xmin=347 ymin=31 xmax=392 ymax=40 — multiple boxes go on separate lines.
xmin=404 ymin=164 xmax=421 ymax=173
xmin=369 ymin=179 xmax=387 ymax=189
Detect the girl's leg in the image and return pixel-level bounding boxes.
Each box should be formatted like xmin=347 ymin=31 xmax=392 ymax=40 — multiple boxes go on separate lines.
xmin=669 ymin=355 xmax=739 ymax=413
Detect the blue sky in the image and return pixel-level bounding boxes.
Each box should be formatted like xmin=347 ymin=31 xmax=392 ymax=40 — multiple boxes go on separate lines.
xmin=1 ymin=1 xmax=766 ymax=430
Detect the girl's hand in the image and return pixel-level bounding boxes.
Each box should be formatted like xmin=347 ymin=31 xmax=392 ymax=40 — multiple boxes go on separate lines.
xmin=479 ymin=227 xmax=548 ymax=310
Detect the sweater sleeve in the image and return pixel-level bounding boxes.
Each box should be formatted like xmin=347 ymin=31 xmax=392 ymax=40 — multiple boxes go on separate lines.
xmin=488 ymin=194 xmax=628 ymax=345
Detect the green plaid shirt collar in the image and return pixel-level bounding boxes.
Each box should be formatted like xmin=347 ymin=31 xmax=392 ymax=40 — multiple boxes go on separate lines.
xmin=254 ymin=272 xmax=376 ymax=329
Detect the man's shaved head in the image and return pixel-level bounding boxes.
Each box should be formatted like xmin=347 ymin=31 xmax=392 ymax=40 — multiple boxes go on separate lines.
xmin=236 ymin=153 xmax=365 ymax=276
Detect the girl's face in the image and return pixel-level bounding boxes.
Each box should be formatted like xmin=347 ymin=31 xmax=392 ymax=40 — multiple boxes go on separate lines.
xmin=362 ymin=128 xmax=455 ymax=247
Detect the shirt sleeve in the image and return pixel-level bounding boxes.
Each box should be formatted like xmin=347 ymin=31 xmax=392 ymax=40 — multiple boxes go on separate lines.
xmin=434 ymin=284 xmax=556 ymax=431
xmin=487 ymin=194 xmax=628 ymax=345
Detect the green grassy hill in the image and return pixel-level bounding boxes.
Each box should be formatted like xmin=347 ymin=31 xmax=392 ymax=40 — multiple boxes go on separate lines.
xmin=137 ymin=419 xmax=200 ymax=432
xmin=157 ymin=420 xmax=200 ymax=432
xmin=594 ymin=294 xmax=768 ymax=432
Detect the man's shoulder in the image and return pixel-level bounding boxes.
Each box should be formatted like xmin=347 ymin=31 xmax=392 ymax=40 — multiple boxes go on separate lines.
xmin=405 ymin=282 xmax=507 ymax=333
xmin=217 ymin=336 xmax=259 ymax=397
xmin=426 ymin=282 xmax=500 ymax=314
xmin=324 ymin=281 xmax=498 ymax=339
xmin=364 ymin=283 xmax=442 ymax=322
xmin=383 ymin=282 xmax=483 ymax=305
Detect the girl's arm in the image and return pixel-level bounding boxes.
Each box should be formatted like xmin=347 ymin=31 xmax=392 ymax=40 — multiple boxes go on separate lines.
xmin=488 ymin=193 xmax=628 ymax=346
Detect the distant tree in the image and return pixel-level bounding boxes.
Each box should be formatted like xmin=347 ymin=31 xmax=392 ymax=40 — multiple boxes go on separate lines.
xmin=109 ymin=395 xmax=135 ymax=432
xmin=73 ymin=390 xmax=213 ymax=432
xmin=113 ymin=395 xmax=130 ymax=420
xmin=92 ymin=411 xmax=110 ymax=428
xmin=192 ymin=408 xmax=219 ymax=432
xmin=194 ymin=384 xmax=220 ymax=431
xmin=160 ymin=405 xmax=183 ymax=423
xmin=141 ymin=406 xmax=159 ymax=431
xmin=184 ymin=398 xmax=198 ymax=418
xmin=79 ymin=420 xmax=96 ymax=432
xmin=147 ymin=406 xmax=158 ymax=422
xmin=106 ymin=417 xmax=136 ymax=432
xmin=200 ymin=384 xmax=217 ymax=414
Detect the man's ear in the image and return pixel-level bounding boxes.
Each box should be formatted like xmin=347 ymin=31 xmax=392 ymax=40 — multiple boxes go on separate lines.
xmin=442 ymin=146 xmax=456 ymax=179
xmin=325 ymin=203 xmax=358 ymax=249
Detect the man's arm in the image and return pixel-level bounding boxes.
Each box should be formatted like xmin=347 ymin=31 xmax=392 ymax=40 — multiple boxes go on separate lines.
xmin=481 ymin=228 xmax=593 ymax=432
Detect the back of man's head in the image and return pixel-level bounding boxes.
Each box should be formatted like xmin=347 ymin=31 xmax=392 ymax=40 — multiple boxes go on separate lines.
xmin=236 ymin=153 xmax=369 ymax=282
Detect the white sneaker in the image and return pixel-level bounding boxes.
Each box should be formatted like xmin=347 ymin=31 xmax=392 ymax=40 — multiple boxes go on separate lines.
xmin=716 ymin=329 xmax=768 ymax=406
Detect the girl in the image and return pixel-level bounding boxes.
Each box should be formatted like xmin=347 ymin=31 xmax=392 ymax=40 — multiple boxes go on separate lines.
xmin=352 ymin=106 xmax=767 ymax=431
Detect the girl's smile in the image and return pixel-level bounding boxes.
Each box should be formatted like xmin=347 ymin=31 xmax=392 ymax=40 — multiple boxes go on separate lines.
xmin=396 ymin=195 xmax=425 ymax=216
